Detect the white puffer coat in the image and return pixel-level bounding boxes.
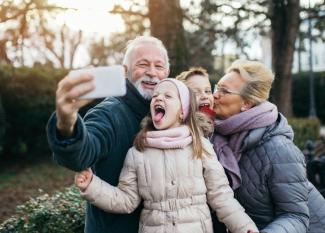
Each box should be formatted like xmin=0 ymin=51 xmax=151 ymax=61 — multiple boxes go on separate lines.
xmin=81 ymin=138 xmax=258 ymax=233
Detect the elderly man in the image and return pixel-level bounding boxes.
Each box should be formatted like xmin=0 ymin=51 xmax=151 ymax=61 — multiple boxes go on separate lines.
xmin=46 ymin=36 xmax=170 ymax=233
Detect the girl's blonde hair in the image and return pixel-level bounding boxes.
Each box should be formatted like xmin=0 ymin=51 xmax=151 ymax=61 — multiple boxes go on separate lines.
xmin=195 ymin=111 xmax=214 ymax=138
xmin=176 ymin=66 xmax=209 ymax=83
xmin=133 ymin=89 xmax=209 ymax=159
xmin=227 ymin=60 xmax=274 ymax=105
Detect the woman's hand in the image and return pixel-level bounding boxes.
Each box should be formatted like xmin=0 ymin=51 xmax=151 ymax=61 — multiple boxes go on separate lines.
xmin=75 ymin=168 xmax=93 ymax=191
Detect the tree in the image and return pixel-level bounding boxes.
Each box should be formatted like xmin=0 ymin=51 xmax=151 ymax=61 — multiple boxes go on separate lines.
xmin=37 ymin=24 xmax=83 ymax=69
xmin=296 ymin=31 xmax=308 ymax=73
xmin=89 ymin=38 xmax=111 ymax=66
xmin=182 ymin=0 xmax=224 ymax=74
xmin=270 ymin=0 xmax=300 ymax=117
xmin=0 ymin=0 xmax=65 ymax=66
xmin=0 ymin=39 xmax=11 ymax=65
xmin=148 ymin=0 xmax=188 ymax=76
xmin=185 ymin=0 xmax=302 ymax=117
xmin=110 ymin=0 xmax=188 ymax=76
xmin=91 ymin=3 xmax=148 ymax=67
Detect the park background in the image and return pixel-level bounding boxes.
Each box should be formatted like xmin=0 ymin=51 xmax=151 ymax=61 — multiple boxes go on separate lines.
xmin=0 ymin=0 xmax=324 ymax=232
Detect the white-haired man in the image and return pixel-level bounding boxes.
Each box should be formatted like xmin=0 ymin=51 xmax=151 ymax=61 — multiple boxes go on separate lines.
xmin=47 ymin=36 xmax=170 ymax=233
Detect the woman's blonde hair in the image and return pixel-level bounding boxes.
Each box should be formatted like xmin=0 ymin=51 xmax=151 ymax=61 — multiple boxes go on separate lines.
xmin=133 ymin=89 xmax=209 ymax=159
xmin=176 ymin=66 xmax=209 ymax=83
xmin=227 ymin=60 xmax=274 ymax=105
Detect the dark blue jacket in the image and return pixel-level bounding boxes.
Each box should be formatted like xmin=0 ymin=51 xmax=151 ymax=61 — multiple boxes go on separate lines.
xmin=47 ymin=80 xmax=150 ymax=233
xmin=233 ymin=114 xmax=325 ymax=233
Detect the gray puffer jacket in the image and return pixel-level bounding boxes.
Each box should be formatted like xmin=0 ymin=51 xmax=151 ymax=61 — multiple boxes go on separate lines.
xmin=234 ymin=114 xmax=325 ymax=233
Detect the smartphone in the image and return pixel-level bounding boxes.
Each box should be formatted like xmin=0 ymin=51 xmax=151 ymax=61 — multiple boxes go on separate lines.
xmin=68 ymin=65 xmax=126 ymax=99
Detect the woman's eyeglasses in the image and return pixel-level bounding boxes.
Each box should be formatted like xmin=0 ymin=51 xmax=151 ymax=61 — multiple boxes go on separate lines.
xmin=213 ymin=85 xmax=241 ymax=96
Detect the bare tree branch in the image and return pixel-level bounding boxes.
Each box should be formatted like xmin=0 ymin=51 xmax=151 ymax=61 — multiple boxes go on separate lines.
xmin=109 ymin=8 xmax=148 ymax=18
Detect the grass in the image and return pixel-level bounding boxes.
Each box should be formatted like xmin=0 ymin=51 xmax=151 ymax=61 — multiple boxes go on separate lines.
xmin=0 ymin=157 xmax=74 ymax=223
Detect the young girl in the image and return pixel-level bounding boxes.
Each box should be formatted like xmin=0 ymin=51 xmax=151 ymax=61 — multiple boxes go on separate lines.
xmin=75 ymin=79 xmax=258 ymax=233
xmin=176 ymin=67 xmax=215 ymax=120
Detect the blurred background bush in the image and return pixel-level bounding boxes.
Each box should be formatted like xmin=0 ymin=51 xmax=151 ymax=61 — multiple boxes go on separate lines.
xmin=0 ymin=65 xmax=66 ymax=158
xmin=288 ymin=118 xmax=320 ymax=149
xmin=0 ymin=65 xmax=101 ymax=159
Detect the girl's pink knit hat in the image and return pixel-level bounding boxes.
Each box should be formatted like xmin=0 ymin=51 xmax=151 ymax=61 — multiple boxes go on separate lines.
xmin=157 ymin=78 xmax=190 ymax=119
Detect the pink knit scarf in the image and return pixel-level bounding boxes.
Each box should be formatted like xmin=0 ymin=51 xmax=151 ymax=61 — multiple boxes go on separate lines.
xmin=145 ymin=126 xmax=192 ymax=149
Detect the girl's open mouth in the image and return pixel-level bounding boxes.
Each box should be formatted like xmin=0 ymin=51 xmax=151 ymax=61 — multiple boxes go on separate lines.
xmin=153 ymin=105 xmax=165 ymax=122
xmin=199 ymin=103 xmax=211 ymax=111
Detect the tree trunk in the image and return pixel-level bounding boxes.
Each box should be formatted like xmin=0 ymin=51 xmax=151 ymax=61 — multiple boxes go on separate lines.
xmin=0 ymin=39 xmax=11 ymax=65
xmin=270 ymin=0 xmax=300 ymax=117
xmin=298 ymin=34 xmax=302 ymax=73
xmin=148 ymin=0 xmax=188 ymax=76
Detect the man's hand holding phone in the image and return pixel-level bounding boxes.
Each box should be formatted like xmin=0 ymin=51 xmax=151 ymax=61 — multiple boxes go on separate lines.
xmin=68 ymin=65 xmax=126 ymax=99
xmin=55 ymin=65 xmax=126 ymax=137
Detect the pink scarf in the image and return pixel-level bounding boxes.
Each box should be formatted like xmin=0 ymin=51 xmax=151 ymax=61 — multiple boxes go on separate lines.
xmin=212 ymin=101 xmax=278 ymax=189
xmin=145 ymin=126 xmax=192 ymax=149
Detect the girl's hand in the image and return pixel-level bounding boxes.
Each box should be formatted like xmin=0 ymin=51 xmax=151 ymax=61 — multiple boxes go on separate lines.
xmin=75 ymin=168 xmax=93 ymax=191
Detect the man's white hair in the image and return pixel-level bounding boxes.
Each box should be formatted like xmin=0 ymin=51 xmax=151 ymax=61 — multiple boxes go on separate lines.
xmin=122 ymin=36 xmax=170 ymax=69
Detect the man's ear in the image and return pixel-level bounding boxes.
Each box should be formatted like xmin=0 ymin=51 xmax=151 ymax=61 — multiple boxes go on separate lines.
xmin=166 ymin=68 xmax=170 ymax=77
xmin=123 ymin=65 xmax=128 ymax=79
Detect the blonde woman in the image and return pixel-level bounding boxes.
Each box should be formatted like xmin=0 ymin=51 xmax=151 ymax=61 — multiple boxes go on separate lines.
xmin=212 ymin=59 xmax=325 ymax=233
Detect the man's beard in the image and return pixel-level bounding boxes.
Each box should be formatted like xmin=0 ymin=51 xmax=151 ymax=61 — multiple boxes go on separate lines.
xmin=129 ymin=73 xmax=160 ymax=100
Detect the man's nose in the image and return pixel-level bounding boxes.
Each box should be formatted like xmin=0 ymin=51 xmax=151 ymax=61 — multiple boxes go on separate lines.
xmin=145 ymin=64 xmax=158 ymax=77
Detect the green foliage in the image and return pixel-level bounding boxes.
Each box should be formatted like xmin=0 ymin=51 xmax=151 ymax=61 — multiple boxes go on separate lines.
xmin=0 ymin=65 xmax=67 ymax=157
xmin=0 ymin=186 xmax=85 ymax=233
xmin=0 ymin=65 xmax=100 ymax=158
xmin=292 ymin=72 xmax=325 ymax=123
xmin=288 ymin=118 xmax=320 ymax=150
